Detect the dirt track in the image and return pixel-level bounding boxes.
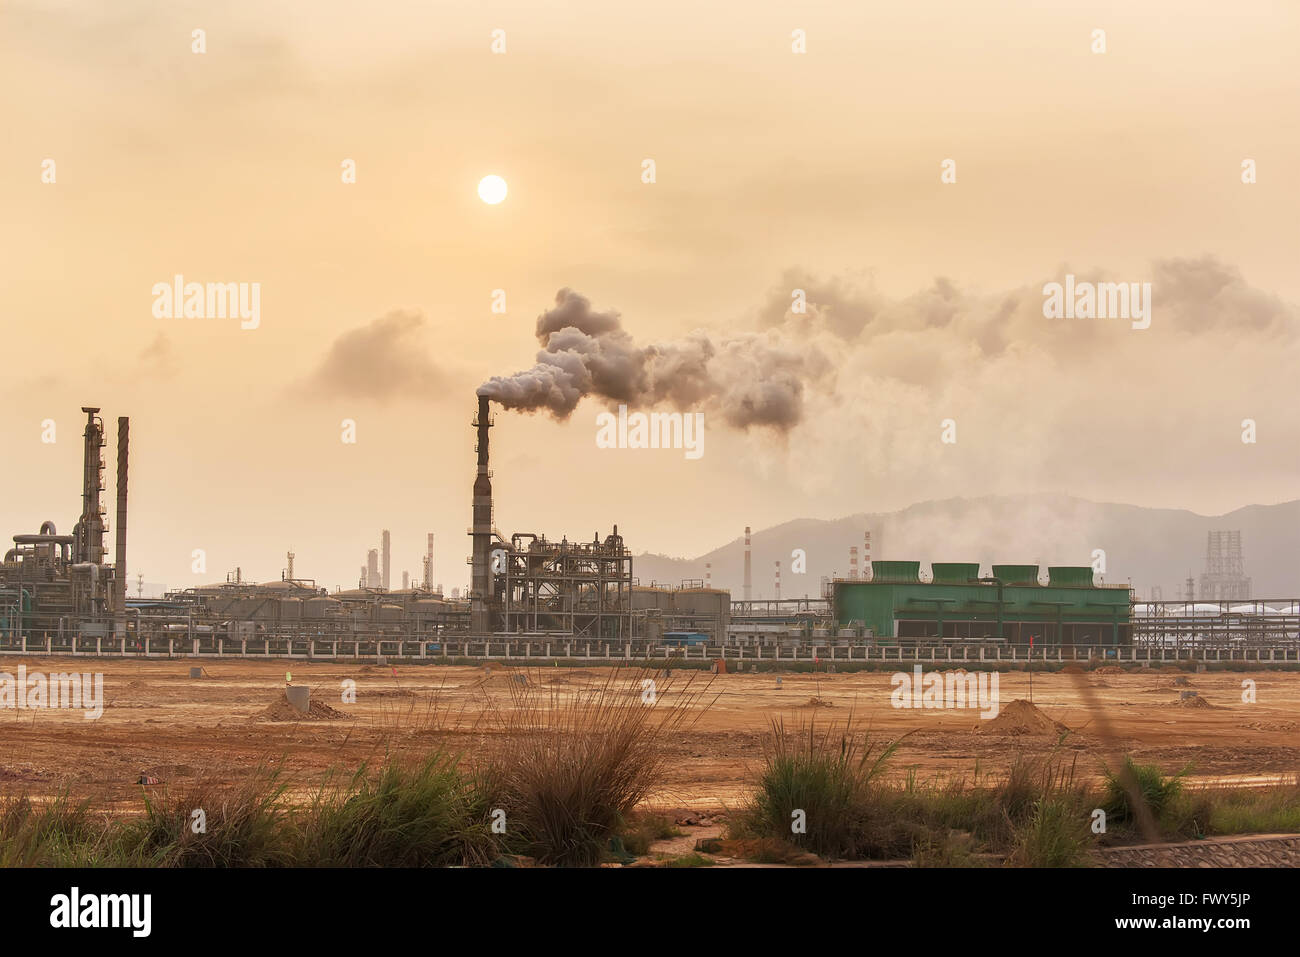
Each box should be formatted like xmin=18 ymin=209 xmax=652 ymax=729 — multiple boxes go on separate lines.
xmin=3 ymin=658 xmax=1298 ymax=810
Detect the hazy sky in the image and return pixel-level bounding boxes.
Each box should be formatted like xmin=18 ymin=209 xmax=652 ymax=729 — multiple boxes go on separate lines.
xmin=2 ymin=0 xmax=1297 ymax=591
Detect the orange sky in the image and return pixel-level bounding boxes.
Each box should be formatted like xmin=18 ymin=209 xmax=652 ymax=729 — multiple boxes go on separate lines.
xmin=1 ymin=0 xmax=1297 ymax=591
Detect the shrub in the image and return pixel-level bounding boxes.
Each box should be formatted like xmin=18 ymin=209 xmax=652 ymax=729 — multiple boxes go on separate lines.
xmin=1102 ymin=759 xmax=1183 ymax=825
xmin=302 ymin=753 xmax=495 ymax=867
xmin=479 ymin=668 xmax=710 ymax=866
xmin=741 ymin=715 xmax=902 ymax=860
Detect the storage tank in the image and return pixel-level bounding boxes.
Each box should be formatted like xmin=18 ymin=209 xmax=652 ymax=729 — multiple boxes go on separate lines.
xmin=305 ymin=596 xmax=341 ymax=618
xmin=631 ymin=585 xmax=674 ymax=611
xmin=672 ymin=587 xmax=731 ymax=633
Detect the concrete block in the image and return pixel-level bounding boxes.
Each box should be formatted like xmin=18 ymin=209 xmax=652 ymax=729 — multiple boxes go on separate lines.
xmin=189 ymin=667 xmax=203 ymax=678
xmin=286 ymin=685 xmax=311 ymax=714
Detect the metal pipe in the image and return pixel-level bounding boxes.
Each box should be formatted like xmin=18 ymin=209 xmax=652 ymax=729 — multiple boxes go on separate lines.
xmin=115 ymin=416 xmax=129 ymax=636
xmin=471 ymin=392 xmax=493 ymax=634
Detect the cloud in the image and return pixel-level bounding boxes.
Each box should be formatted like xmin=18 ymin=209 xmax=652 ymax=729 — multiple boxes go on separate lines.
xmin=136 ymin=333 xmax=177 ymax=379
xmin=754 ymin=256 xmax=1300 ymax=504
xmin=296 ymin=310 xmax=440 ymax=402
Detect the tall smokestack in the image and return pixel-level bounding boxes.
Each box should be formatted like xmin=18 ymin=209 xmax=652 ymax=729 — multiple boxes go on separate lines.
xmin=74 ymin=407 xmax=106 ymax=564
xmin=425 ymin=533 xmax=434 ymax=590
xmin=367 ymin=548 xmax=379 ymax=588
xmin=381 ymin=529 xmax=391 ymax=590
xmin=705 ymin=562 xmax=711 ymax=588
xmin=774 ymin=559 xmax=781 ymax=599
xmin=471 ymin=393 xmax=494 ymax=633
xmin=114 ymin=416 xmax=128 ymax=635
xmin=402 ymin=570 xmax=410 ymax=590
xmin=849 ymin=545 xmax=859 ymax=580
xmin=743 ymin=526 xmax=752 ymax=601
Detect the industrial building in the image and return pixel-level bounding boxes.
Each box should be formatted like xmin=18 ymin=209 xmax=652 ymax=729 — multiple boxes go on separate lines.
xmin=469 ymin=392 xmax=702 ymax=641
xmin=1199 ymin=530 xmax=1251 ymax=600
xmin=0 ymin=408 xmax=131 ymax=643
xmin=832 ymin=561 xmax=1132 ymax=646
xmin=6 ymin=400 xmax=1297 ymax=659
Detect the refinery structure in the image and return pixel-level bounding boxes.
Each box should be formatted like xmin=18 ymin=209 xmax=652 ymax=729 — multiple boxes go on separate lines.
xmin=2 ymin=399 xmax=1298 ymax=660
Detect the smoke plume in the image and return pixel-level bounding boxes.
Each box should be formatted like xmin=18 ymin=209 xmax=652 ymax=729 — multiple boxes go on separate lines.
xmin=479 ymin=288 xmax=825 ymax=430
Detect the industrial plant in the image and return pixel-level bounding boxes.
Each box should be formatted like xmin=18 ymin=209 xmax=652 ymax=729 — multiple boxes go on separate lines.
xmin=2 ymin=398 xmax=1297 ymax=661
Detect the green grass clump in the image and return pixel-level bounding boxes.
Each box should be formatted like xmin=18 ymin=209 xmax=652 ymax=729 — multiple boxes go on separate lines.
xmin=0 ymin=794 xmax=113 ymax=867
xmin=480 ymin=669 xmax=710 ymax=866
xmin=740 ymin=715 xmax=903 ymax=860
xmin=126 ymin=765 xmax=294 ymax=867
xmin=301 ymin=753 xmax=495 ymax=867
xmin=1010 ymin=796 xmax=1091 ymax=867
xmin=1102 ymin=758 xmax=1183 ymax=825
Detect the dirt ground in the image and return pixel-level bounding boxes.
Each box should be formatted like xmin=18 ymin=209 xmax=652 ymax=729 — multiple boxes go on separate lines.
xmin=3 ymin=658 xmax=1298 ymax=812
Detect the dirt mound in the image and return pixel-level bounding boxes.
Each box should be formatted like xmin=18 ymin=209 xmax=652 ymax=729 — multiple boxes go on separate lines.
xmin=1140 ymin=677 xmax=1195 ymax=694
xmin=259 ymin=694 xmax=353 ymax=722
xmin=1094 ymin=666 xmax=1126 ymax=675
xmin=977 ymin=698 xmax=1069 ymax=736
xmin=804 ymin=697 xmax=835 ymax=708
xmin=1172 ymin=694 xmax=1214 ymax=709
xmin=1061 ymin=665 xmax=1084 ymax=675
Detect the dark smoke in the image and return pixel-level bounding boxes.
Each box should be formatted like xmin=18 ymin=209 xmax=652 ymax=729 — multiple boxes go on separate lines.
xmin=479 ymin=288 xmax=819 ymax=430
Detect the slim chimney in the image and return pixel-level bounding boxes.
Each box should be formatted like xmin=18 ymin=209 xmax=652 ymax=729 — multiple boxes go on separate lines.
xmin=471 ymin=393 xmax=494 ymax=633
xmin=425 ymin=532 xmax=435 ymax=590
xmin=75 ymin=407 xmax=106 ymax=565
xmin=114 ymin=416 xmax=129 ymax=635
xmin=402 ymin=570 xmax=410 ymax=590
xmin=774 ymin=559 xmax=781 ymax=600
xmin=367 ymin=548 xmax=379 ymax=588
xmin=381 ymin=529 xmax=391 ymax=590
xmin=705 ymin=562 xmax=711 ymax=588
xmin=743 ymin=526 xmax=752 ymax=601
xmin=865 ymin=530 xmax=872 ymax=580
xmin=849 ymin=545 xmax=859 ymax=580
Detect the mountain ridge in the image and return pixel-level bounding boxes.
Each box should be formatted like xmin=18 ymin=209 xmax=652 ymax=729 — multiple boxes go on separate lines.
xmin=632 ymin=494 xmax=1300 ymax=599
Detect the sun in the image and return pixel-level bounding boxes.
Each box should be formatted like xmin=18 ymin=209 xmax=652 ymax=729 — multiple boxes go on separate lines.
xmin=477 ymin=174 xmax=508 ymax=205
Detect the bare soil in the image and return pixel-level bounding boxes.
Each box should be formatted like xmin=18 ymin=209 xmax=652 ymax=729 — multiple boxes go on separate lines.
xmin=3 ymin=658 xmax=1298 ymax=811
